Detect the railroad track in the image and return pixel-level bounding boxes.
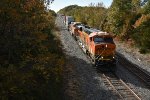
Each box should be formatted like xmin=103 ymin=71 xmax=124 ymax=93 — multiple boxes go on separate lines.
xmin=117 ymin=53 xmax=150 ymax=89
xmin=100 ymin=72 xmax=141 ymax=100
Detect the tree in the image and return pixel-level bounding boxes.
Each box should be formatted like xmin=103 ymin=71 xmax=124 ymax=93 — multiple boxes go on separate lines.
xmin=142 ymin=0 xmax=150 ymax=14
xmin=131 ymin=0 xmax=150 ymax=53
xmin=0 ymin=0 xmax=64 ymax=99
xmin=103 ymin=0 xmax=141 ymax=39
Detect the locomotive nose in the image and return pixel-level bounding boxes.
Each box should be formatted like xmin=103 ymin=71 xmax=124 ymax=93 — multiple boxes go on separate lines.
xmin=95 ymin=43 xmax=116 ymax=55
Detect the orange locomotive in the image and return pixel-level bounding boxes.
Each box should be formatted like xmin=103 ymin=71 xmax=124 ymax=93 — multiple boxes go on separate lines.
xmin=69 ymin=22 xmax=82 ymax=38
xmin=73 ymin=24 xmax=116 ymax=70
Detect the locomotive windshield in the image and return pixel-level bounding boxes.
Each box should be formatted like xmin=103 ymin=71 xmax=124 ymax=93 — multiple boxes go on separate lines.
xmin=94 ymin=37 xmax=114 ymax=44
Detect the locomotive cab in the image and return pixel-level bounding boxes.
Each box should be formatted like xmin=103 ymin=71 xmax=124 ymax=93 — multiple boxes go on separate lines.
xmin=89 ymin=32 xmax=116 ymax=71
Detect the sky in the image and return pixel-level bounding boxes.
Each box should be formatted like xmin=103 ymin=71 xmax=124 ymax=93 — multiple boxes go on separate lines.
xmin=49 ymin=0 xmax=113 ymax=12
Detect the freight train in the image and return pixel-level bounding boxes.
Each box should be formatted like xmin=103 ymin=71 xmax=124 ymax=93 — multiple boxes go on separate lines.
xmin=61 ymin=15 xmax=116 ymax=71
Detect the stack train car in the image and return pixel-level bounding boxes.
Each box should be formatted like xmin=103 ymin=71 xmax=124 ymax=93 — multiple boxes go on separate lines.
xmin=61 ymin=15 xmax=117 ymax=71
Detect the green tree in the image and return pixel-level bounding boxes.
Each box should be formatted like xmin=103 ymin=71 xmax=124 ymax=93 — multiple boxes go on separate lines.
xmin=142 ymin=0 xmax=150 ymax=14
xmin=103 ymin=0 xmax=141 ymax=39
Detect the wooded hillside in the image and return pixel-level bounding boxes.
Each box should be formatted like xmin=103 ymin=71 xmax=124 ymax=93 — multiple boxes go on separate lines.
xmin=58 ymin=0 xmax=150 ymax=53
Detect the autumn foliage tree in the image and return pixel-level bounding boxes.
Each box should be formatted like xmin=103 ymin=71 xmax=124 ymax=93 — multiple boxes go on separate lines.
xmin=0 ymin=0 xmax=64 ymax=99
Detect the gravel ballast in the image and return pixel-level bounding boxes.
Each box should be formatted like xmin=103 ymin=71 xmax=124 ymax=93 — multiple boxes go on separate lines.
xmin=115 ymin=41 xmax=150 ymax=100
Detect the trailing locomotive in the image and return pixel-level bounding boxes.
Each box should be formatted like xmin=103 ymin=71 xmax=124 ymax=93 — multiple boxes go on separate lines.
xmin=69 ymin=23 xmax=116 ymax=71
